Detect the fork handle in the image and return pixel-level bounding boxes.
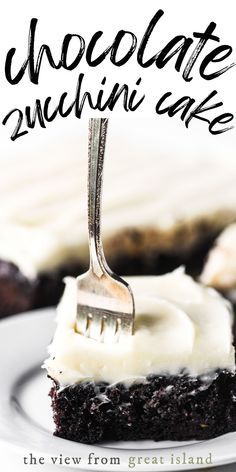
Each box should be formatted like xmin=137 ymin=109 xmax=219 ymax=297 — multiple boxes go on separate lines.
xmin=88 ymin=118 xmax=109 ymax=278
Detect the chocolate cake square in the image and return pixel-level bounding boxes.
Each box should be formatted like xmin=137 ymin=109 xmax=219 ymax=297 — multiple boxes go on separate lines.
xmin=44 ymin=270 xmax=236 ymax=444
xmin=1 ymin=143 xmax=236 ymax=318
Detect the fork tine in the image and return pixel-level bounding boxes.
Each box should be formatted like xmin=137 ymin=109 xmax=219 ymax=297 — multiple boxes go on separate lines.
xmin=77 ymin=304 xmax=128 ymax=340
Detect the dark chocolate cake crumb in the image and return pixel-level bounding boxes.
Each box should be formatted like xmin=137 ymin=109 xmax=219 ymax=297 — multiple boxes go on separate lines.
xmin=0 ymin=260 xmax=84 ymax=318
xmin=0 ymin=261 xmax=35 ymax=317
xmin=49 ymin=372 xmax=236 ymax=444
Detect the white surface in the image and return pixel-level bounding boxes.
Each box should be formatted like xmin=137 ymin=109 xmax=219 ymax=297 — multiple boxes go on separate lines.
xmin=45 ymin=270 xmax=235 ymax=385
xmin=0 ymin=0 xmax=236 ymax=131
xmin=0 ymin=309 xmax=236 ymax=471
xmin=0 ymin=450 xmax=235 ymax=472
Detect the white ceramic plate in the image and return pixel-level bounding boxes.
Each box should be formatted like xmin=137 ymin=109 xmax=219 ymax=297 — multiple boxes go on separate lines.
xmin=0 ymin=309 xmax=236 ymax=471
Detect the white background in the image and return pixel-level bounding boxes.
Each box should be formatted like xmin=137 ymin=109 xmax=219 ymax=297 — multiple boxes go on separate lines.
xmin=0 ymin=0 xmax=235 ymax=160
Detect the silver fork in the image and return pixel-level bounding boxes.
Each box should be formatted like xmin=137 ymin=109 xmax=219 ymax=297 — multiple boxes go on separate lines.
xmin=76 ymin=118 xmax=135 ymax=343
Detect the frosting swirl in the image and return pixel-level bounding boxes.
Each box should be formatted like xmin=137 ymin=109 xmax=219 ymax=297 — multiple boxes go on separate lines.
xmin=44 ymin=269 xmax=235 ymax=385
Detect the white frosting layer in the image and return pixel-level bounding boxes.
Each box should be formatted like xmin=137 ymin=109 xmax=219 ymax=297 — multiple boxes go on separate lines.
xmin=1 ymin=122 xmax=236 ymax=277
xmin=44 ymin=269 xmax=235 ymax=385
xmin=201 ymin=223 xmax=236 ymax=290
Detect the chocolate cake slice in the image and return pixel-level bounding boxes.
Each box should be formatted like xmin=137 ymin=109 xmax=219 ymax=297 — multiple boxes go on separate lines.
xmin=44 ymin=270 xmax=236 ymax=444
xmin=0 ymin=259 xmax=84 ymax=317
xmin=49 ymin=371 xmax=236 ymax=444
xmin=0 ymin=224 xmax=218 ymax=319
xmin=1 ymin=133 xmax=236 ymax=318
